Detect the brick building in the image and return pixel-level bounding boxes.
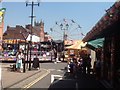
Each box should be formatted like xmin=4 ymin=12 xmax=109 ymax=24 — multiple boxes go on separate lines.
xmin=2 ymin=20 xmax=51 ymax=51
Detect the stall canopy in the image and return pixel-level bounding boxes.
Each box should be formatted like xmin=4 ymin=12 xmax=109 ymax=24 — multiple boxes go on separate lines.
xmin=87 ymin=38 xmax=104 ymax=49
xmin=66 ymin=40 xmax=87 ymax=49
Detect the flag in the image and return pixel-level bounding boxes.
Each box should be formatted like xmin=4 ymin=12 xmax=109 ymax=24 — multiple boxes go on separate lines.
xmin=71 ymin=19 xmax=75 ymax=23
xmin=55 ymin=21 xmax=58 ymax=25
xmin=0 ymin=8 xmax=6 ymax=24
xmin=63 ymin=18 xmax=67 ymax=24
xmin=78 ymin=25 xmax=81 ymax=28
xmin=50 ymin=28 xmax=53 ymax=32
xmin=81 ymin=33 xmax=84 ymax=36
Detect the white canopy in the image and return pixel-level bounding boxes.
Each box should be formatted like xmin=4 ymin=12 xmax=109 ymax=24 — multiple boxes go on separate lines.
xmin=66 ymin=40 xmax=87 ymax=49
xmin=26 ymin=34 xmax=40 ymax=42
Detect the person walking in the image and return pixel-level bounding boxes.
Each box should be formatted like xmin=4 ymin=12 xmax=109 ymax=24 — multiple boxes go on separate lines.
xmin=43 ymin=52 xmax=46 ymax=60
xmin=86 ymin=54 xmax=92 ymax=74
xmin=82 ymin=53 xmax=88 ymax=74
xmin=95 ymin=59 xmax=101 ymax=80
xmin=16 ymin=49 xmax=24 ymax=72
xmin=32 ymin=54 xmax=40 ymax=70
xmin=69 ymin=59 xmax=75 ymax=76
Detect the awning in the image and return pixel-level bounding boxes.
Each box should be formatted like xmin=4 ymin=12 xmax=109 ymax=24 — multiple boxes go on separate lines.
xmin=87 ymin=38 xmax=104 ymax=50
xmin=66 ymin=40 xmax=87 ymax=50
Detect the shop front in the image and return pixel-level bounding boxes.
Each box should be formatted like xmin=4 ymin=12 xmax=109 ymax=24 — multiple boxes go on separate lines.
xmin=1 ymin=39 xmax=26 ymax=61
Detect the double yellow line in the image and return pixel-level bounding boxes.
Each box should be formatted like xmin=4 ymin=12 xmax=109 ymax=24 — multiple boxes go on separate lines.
xmin=22 ymin=69 xmax=50 ymax=90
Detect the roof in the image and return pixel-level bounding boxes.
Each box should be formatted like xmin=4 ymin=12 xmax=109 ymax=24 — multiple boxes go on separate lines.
xmin=3 ymin=24 xmax=41 ymax=41
xmin=83 ymin=1 xmax=120 ymax=42
xmin=3 ymin=25 xmax=29 ymax=40
xmin=25 ymin=24 xmax=40 ymax=37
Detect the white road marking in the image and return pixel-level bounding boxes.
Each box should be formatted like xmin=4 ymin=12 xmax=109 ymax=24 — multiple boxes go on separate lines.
xmin=57 ymin=69 xmax=63 ymax=72
xmin=51 ymin=74 xmax=63 ymax=83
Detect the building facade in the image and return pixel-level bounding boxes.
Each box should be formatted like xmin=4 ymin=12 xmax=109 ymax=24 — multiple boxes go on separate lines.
xmin=83 ymin=1 xmax=120 ymax=88
xmin=0 ymin=21 xmax=4 ymax=52
xmin=34 ymin=20 xmax=45 ymax=42
xmin=2 ymin=20 xmax=51 ymax=51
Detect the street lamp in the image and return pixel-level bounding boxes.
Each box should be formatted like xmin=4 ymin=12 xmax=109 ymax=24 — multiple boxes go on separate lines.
xmin=26 ymin=0 xmax=40 ymax=70
xmin=60 ymin=23 xmax=69 ymax=61
xmin=50 ymin=28 xmax=53 ymax=61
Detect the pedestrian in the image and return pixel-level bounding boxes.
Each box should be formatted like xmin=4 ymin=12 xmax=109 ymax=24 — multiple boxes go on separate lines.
xmin=54 ymin=49 xmax=57 ymax=59
xmin=73 ymin=56 xmax=78 ymax=74
xmin=86 ymin=54 xmax=92 ymax=74
xmin=78 ymin=58 xmax=83 ymax=73
xmin=16 ymin=49 xmax=24 ymax=72
xmin=82 ymin=53 xmax=88 ymax=74
xmin=95 ymin=59 xmax=101 ymax=80
xmin=69 ymin=59 xmax=76 ymax=77
xmin=32 ymin=54 xmax=40 ymax=70
xmin=43 ymin=52 xmax=46 ymax=60
xmin=67 ymin=59 xmax=71 ymax=73
xmin=93 ymin=61 xmax=96 ymax=75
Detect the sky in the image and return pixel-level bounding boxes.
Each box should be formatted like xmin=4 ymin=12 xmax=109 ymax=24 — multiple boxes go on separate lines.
xmin=1 ymin=1 xmax=115 ymax=40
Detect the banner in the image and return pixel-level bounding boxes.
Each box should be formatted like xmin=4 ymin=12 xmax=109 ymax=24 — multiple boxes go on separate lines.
xmin=0 ymin=8 xmax=6 ymax=24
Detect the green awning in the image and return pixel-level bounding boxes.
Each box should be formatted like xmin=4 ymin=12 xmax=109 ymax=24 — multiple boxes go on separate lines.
xmin=87 ymin=38 xmax=104 ymax=49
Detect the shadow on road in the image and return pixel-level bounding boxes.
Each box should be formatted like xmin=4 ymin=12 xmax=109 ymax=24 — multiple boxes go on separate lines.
xmin=48 ymin=68 xmax=106 ymax=89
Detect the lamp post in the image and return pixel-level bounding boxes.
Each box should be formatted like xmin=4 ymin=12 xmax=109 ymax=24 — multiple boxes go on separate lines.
xmin=26 ymin=0 xmax=39 ymax=70
xmin=60 ymin=23 xmax=69 ymax=61
xmin=50 ymin=28 xmax=53 ymax=61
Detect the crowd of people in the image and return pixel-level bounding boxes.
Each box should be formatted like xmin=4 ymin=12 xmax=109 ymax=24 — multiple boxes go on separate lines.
xmin=67 ymin=50 xmax=102 ymax=80
xmin=67 ymin=53 xmax=92 ymax=76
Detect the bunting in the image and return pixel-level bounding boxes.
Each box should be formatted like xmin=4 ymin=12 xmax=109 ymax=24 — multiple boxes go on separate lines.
xmin=81 ymin=32 xmax=85 ymax=36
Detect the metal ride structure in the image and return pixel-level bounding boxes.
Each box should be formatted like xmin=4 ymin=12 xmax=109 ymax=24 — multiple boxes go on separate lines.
xmin=50 ymin=18 xmax=84 ymax=41
xmin=50 ymin=18 xmax=84 ymax=61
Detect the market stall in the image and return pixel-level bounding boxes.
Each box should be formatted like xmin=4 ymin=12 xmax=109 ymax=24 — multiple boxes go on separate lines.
xmin=65 ymin=40 xmax=87 ymax=60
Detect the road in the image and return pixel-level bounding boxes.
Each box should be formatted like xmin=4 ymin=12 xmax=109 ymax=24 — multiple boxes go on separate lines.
xmin=25 ymin=62 xmax=105 ymax=89
xmin=26 ymin=62 xmax=68 ymax=89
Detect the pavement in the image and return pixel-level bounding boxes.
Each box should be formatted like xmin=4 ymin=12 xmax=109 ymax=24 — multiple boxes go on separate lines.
xmin=0 ymin=63 xmax=50 ymax=89
xmin=0 ymin=62 xmax=113 ymax=89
